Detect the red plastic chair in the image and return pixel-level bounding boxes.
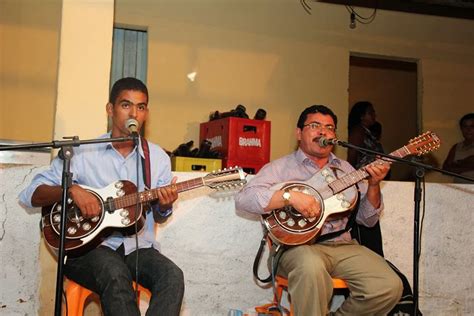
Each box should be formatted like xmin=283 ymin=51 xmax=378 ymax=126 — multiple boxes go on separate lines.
xmin=255 ymin=275 xmax=348 ymax=316
xmin=63 ymin=278 xmax=151 ymax=316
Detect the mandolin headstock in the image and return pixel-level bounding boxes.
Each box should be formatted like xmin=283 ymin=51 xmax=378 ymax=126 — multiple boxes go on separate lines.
xmin=405 ymin=131 xmax=441 ymax=156
xmin=203 ymin=167 xmax=247 ymax=190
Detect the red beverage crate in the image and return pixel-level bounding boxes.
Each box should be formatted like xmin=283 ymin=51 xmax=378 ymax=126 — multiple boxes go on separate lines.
xmin=200 ymin=117 xmax=271 ymax=166
xmin=224 ymin=158 xmax=267 ymax=175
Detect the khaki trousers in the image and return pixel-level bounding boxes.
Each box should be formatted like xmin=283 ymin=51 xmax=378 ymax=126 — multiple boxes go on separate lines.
xmin=277 ymin=240 xmax=403 ymax=316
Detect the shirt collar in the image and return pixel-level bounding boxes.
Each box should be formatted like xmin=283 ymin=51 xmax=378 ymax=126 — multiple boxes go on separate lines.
xmin=295 ymin=147 xmax=342 ymax=168
xmin=104 ymin=132 xmax=146 ymax=159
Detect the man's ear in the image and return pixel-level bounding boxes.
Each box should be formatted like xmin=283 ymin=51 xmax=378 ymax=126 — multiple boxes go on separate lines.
xmin=296 ymin=127 xmax=302 ymax=141
xmin=106 ymin=102 xmax=113 ymax=117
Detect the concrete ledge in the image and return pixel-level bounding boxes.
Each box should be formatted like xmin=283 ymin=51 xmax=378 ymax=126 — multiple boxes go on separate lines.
xmin=1 ymin=159 xmax=473 ymax=315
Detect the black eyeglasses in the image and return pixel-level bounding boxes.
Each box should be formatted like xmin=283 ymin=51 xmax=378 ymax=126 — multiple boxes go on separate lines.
xmin=303 ymin=122 xmax=336 ymax=132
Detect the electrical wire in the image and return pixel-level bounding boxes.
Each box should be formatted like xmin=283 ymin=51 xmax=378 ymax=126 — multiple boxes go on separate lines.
xmin=345 ymin=2 xmax=378 ymax=25
xmin=300 ymin=0 xmax=312 ymax=15
xmin=298 ymin=1 xmax=378 ymax=25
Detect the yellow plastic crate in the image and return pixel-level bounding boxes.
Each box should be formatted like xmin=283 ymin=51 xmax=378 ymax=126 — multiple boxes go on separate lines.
xmin=171 ymin=157 xmax=222 ymax=172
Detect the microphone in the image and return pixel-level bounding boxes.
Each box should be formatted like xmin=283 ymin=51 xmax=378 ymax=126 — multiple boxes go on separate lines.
xmin=125 ymin=118 xmax=139 ymax=134
xmin=318 ymin=136 xmax=338 ymax=147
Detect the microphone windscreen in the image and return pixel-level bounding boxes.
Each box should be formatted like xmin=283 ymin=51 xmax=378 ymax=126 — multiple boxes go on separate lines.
xmin=125 ymin=118 xmax=139 ymax=133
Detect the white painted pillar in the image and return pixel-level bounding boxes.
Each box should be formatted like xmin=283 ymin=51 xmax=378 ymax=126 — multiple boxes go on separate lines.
xmin=54 ymin=0 xmax=115 ymax=140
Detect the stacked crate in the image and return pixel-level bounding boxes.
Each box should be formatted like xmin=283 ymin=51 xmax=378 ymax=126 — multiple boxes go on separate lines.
xmin=199 ymin=117 xmax=271 ymax=174
xmin=171 ymin=156 xmax=222 ymax=172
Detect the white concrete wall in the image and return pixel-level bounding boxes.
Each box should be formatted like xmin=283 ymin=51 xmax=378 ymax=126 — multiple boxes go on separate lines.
xmin=1 ymin=153 xmax=473 ymax=315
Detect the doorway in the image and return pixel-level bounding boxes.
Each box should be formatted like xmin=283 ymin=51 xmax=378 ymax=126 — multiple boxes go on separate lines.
xmin=349 ymin=55 xmax=418 ymax=181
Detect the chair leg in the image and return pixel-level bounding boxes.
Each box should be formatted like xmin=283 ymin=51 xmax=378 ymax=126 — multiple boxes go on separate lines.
xmin=64 ymin=280 xmax=94 ymax=316
xmin=254 ymin=277 xmax=348 ymax=316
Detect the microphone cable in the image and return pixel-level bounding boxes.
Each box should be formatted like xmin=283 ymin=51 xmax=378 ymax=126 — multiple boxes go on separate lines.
xmin=419 ymin=178 xmax=426 ymax=260
xmin=133 ymin=134 xmax=140 ymax=304
xmin=125 ymin=119 xmax=141 ymax=302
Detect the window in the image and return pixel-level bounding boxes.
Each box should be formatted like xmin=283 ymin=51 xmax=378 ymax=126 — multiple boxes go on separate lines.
xmin=110 ymin=27 xmax=148 ymax=88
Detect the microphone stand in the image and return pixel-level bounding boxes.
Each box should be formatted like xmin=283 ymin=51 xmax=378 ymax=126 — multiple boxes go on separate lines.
xmin=0 ymin=135 xmax=135 ymax=316
xmin=333 ymin=139 xmax=473 ymax=315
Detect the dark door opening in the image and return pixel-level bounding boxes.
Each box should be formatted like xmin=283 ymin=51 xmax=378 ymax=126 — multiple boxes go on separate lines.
xmin=349 ymin=55 xmax=418 ymax=181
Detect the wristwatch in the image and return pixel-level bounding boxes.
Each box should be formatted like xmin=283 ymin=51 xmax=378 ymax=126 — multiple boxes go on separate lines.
xmin=282 ymin=190 xmax=291 ymax=207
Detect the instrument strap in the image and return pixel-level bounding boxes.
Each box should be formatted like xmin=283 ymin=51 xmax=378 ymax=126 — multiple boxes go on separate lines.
xmin=140 ymin=137 xmax=151 ymax=190
xmin=252 ymin=231 xmax=288 ymax=315
xmin=252 ymin=230 xmax=287 ymax=284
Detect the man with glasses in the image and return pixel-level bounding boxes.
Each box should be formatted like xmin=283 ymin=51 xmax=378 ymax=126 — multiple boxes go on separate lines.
xmin=235 ymin=105 xmax=402 ymax=315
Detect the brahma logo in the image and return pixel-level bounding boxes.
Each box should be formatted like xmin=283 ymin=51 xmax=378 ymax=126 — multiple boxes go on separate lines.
xmin=208 ymin=136 xmax=222 ymax=149
xmin=239 ymin=137 xmax=262 ymax=147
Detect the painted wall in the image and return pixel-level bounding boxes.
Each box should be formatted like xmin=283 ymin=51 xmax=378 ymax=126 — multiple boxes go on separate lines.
xmin=113 ymin=0 xmax=474 ymax=183
xmin=1 ymin=1 xmax=473 ymax=182
xmin=0 ymin=0 xmax=61 ymax=142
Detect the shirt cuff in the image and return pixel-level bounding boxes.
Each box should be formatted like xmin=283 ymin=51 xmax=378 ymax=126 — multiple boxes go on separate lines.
xmin=152 ymin=204 xmax=173 ymax=217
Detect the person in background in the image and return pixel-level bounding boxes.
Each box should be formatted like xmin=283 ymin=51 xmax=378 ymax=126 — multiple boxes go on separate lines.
xmin=347 ymin=101 xmax=388 ymax=256
xmin=369 ymin=121 xmax=383 ymax=148
xmin=443 ymin=113 xmax=474 ymax=183
xmin=19 ymin=77 xmax=184 ymax=316
xmin=235 ymin=105 xmax=402 ymax=315
xmin=347 ymin=101 xmax=385 ymax=169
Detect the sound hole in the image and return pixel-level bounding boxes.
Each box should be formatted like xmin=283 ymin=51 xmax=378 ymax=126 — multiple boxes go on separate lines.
xmin=50 ymin=190 xmax=104 ymax=239
xmin=274 ymin=183 xmax=323 ymax=232
xmin=67 ymin=204 xmax=83 ymax=223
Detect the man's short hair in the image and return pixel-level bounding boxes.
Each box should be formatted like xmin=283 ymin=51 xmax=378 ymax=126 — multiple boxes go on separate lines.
xmin=109 ymin=77 xmax=149 ymax=104
xmin=297 ymin=105 xmax=338 ymax=129
xmin=459 ymin=113 xmax=474 ymax=127
xmin=348 ymin=101 xmax=373 ymax=132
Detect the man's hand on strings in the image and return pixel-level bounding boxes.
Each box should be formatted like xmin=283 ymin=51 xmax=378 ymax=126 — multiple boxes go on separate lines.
xmin=157 ymin=176 xmax=179 ymax=210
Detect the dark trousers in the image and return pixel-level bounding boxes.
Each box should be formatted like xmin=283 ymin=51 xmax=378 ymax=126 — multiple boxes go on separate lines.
xmin=64 ymin=246 xmax=184 ymax=316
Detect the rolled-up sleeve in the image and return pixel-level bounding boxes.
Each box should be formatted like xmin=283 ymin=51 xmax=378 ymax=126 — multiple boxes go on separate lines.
xmin=355 ymin=180 xmax=384 ymax=227
xmin=18 ymin=157 xmax=63 ymax=208
xmin=234 ymin=183 xmax=274 ymax=214
xmin=235 ymin=163 xmax=282 ymax=214
xmin=151 ymin=150 xmax=174 ymax=220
